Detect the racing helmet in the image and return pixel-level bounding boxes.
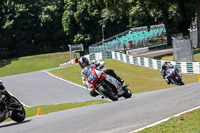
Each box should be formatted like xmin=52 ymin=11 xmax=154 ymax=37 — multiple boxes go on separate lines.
xmin=79 ymin=57 xmax=89 ymax=68
xmin=161 ymin=62 xmax=168 ymax=70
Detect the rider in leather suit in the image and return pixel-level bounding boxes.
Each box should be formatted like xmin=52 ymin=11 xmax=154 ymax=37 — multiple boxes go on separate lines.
xmin=160 ymin=62 xmax=178 ymax=85
xmin=79 ymin=57 xmax=125 ymax=97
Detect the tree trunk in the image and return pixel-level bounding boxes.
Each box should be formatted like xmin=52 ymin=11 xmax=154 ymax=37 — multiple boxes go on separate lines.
xmin=196 ymin=0 xmax=200 ymax=48
xmin=176 ymin=0 xmax=189 ymax=35
xmin=177 ymin=0 xmax=187 ymax=19
xmin=161 ymin=6 xmax=172 ymax=46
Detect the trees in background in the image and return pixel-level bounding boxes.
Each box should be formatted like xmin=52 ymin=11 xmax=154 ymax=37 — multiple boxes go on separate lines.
xmin=62 ymin=0 xmax=129 ymax=46
xmin=0 ymin=0 xmax=198 ymax=59
xmin=196 ymin=0 xmax=200 ymax=48
xmin=0 ymin=0 xmax=66 ymax=58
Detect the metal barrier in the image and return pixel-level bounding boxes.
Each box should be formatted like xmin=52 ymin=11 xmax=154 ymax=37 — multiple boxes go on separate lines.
xmin=189 ymin=29 xmax=197 ymax=48
xmin=172 ymin=37 xmax=194 ymax=62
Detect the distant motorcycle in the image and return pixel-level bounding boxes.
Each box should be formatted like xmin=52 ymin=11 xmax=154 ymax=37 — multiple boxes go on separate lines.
xmin=0 ymin=94 xmax=26 ymax=123
xmin=166 ymin=68 xmax=184 ymax=86
xmin=82 ymin=65 xmax=132 ymax=101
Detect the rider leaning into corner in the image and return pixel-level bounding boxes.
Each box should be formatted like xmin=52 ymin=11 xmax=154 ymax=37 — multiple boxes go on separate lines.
xmin=160 ymin=62 xmax=179 ymax=85
xmin=79 ymin=56 xmax=126 ymax=97
xmin=0 ymin=80 xmax=19 ymax=107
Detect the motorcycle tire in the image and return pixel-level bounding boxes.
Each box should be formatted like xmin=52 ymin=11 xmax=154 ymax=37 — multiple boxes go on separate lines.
xmin=176 ymin=79 xmax=184 ymax=86
xmin=10 ymin=96 xmax=26 ymax=122
xmin=123 ymin=88 xmax=132 ymax=99
xmin=98 ymin=84 xmax=118 ymax=101
xmin=177 ymin=81 xmax=184 ymax=86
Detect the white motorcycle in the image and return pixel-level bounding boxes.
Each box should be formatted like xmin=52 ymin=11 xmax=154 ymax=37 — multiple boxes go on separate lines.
xmin=82 ymin=65 xmax=132 ymax=101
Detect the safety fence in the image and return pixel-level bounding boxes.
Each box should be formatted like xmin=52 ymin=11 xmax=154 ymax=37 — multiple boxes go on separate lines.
xmin=189 ymin=29 xmax=197 ymax=48
xmin=84 ymin=51 xmax=200 ymax=74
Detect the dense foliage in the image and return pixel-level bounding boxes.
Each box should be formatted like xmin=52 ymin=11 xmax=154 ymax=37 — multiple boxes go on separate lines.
xmin=0 ymin=0 xmax=198 ymax=59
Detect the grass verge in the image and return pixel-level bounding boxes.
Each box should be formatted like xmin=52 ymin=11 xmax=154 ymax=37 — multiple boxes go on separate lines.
xmin=138 ymin=108 xmax=200 ymax=133
xmin=24 ymin=100 xmax=108 ymax=118
xmin=50 ymin=59 xmax=199 ymax=94
xmin=0 ymin=52 xmax=69 ymax=77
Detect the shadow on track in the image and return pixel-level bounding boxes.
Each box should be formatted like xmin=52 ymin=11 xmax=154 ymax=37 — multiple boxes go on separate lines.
xmin=0 ymin=119 xmax=32 ymax=128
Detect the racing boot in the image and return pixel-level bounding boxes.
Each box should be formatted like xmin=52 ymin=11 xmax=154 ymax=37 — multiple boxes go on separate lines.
xmin=114 ymin=75 xmax=128 ymax=88
xmin=116 ymin=77 xmax=128 ymax=89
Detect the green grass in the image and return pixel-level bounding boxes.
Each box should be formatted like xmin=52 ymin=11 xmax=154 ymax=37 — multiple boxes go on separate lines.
xmin=24 ymin=100 xmax=108 ymax=118
xmin=50 ymin=59 xmax=199 ymax=94
xmin=139 ymin=109 xmax=200 ymax=133
xmin=0 ymin=52 xmax=69 ymax=77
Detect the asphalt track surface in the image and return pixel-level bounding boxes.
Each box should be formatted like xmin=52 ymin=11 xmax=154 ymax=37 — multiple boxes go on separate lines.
xmin=0 ymin=71 xmax=101 ymax=107
xmin=134 ymin=48 xmax=173 ymax=58
xmin=0 ymin=72 xmax=200 ymax=133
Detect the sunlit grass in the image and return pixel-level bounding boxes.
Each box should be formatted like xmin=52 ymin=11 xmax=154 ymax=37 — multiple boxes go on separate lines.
xmin=24 ymin=100 xmax=108 ymax=117
xmin=50 ymin=59 xmax=199 ymax=94
xmin=139 ymin=109 xmax=200 ymax=133
xmin=0 ymin=52 xmax=69 ymax=77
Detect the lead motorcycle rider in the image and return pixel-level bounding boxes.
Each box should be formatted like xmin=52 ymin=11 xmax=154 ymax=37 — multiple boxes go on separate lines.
xmin=79 ymin=56 xmax=126 ymax=97
xmin=0 ymin=80 xmax=19 ymax=107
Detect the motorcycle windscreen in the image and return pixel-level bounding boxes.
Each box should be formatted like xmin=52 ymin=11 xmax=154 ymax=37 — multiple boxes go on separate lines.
xmin=81 ymin=66 xmax=94 ymax=78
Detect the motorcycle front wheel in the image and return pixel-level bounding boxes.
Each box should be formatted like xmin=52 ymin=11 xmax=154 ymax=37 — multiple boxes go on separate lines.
xmin=123 ymin=87 xmax=132 ymax=99
xmin=177 ymin=80 xmax=184 ymax=86
xmin=98 ymin=84 xmax=118 ymax=101
xmin=10 ymin=96 xmax=26 ymax=122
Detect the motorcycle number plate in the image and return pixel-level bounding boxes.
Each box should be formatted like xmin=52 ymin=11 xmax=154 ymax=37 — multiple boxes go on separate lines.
xmin=88 ymin=74 xmax=96 ymax=83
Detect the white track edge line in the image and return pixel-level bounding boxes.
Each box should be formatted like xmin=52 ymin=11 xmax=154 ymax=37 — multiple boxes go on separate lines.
xmin=131 ymin=105 xmax=200 ymax=133
xmin=43 ymin=71 xmax=111 ymax=102
xmin=6 ymin=90 xmax=31 ymax=108
xmin=42 ymin=71 xmax=87 ymax=90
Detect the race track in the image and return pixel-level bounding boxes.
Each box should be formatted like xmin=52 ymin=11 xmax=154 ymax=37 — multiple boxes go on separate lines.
xmin=0 ymin=73 xmax=200 ymax=133
xmin=0 ymin=71 xmax=101 ymax=107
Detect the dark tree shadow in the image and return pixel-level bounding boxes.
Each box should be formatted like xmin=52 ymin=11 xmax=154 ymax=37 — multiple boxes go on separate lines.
xmin=0 ymin=119 xmax=32 ymax=128
xmin=193 ymin=48 xmax=200 ymax=55
xmin=0 ymin=58 xmax=19 ymax=68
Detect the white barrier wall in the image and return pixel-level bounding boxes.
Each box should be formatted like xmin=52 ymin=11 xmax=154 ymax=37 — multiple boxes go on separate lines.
xmin=86 ymin=51 xmax=200 ymax=74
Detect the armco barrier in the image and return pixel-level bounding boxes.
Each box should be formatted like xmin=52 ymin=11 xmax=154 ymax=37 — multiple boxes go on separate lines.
xmin=84 ymin=51 xmax=200 ymax=74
